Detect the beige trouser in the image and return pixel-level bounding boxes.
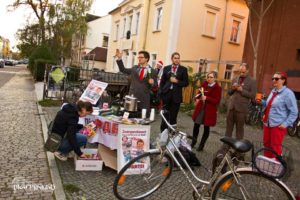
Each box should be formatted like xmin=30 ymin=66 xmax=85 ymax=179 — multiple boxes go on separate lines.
xmin=225 ymin=108 xmax=247 ymax=139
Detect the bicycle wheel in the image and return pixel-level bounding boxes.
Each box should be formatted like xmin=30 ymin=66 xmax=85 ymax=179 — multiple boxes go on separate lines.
xmin=212 ymin=168 xmax=294 ymax=200
xmin=288 ymin=122 xmax=297 ymax=137
xmin=64 ymin=86 xmax=83 ymax=103
xmin=113 ymin=151 xmax=173 ymax=200
xmin=296 ymin=125 xmax=300 ymax=138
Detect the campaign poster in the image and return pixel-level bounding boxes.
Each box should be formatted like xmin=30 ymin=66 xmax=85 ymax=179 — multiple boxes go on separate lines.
xmin=117 ymin=125 xmax=150 ymax=174
xmin=80 ymin=79 xmax=108 ymax=105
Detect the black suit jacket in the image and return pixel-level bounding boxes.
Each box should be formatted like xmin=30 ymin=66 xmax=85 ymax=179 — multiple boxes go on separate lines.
xmin=160 ymin=64 xmax=189 ymax=103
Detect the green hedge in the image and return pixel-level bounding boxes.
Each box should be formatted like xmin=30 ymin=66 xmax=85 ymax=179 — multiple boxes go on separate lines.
xmin=33 ymin=59 xmax=56 ymax=81
xmin=28 ymin=45 xmax=55 ymax=79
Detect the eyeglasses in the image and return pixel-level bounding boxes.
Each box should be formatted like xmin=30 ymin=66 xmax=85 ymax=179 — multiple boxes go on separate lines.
xmin=272 ymin=77 xmax=281 ymax=81
xmin=138 ymin=56 xmax=145 ymax=59
xmin=207 ymin=76 xmax=214 ymax=79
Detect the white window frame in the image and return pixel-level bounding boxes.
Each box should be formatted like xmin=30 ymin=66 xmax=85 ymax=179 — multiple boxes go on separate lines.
xmin=112 ymin=56 xmax=118 ymax=72
xmin=133 ymin=11 xmax=140 ymax=35
xmin=224 ymin=64 xmax=234 ymax=80
xmin=102 ymin=35 xmax=109 ymax=48
xmin=229 ymin=18 xmax=242 ymax=44
xmin=114 ymin=22 xmax=120 ymax=41
xmin=150 ymin=53 xmax=157 ymax=68
xmin=128 ymin=15 xmax=133 ymax=33
xmin=153 ymin=6 xmax=163 ymax=32
xmin=132 ymin=52 xmax=137 ymax=66
xmin=202 ymin=10 xmax=218 ymax=38
xmin=122 ymin=17 xmax=127 ymax=38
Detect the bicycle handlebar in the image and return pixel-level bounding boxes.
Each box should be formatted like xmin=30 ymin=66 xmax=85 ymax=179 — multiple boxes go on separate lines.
xmin=159 ymin=110 xmax=187 ymax=137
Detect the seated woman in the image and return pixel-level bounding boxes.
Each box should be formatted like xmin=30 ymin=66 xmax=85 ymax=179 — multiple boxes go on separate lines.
xmin=52 ymin=100 xmax=93 ymax=161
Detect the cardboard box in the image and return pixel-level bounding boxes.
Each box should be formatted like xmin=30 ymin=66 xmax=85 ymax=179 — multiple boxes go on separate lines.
xmin=74 ymin=149 xmax=103 ymax=171
xmin=98 ymin=144 xmax=117 ymax=170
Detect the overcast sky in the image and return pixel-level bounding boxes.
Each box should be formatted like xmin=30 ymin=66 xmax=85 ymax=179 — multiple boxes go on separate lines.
xmin=0 ymin=0 xmax=122 ymax=49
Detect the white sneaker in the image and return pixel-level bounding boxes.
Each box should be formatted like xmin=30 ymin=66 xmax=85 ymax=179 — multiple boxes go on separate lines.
xmin=67 ymin=151 xmax=75 ymax=158
xmin=54 ymin=151 xmax=68 ymax=161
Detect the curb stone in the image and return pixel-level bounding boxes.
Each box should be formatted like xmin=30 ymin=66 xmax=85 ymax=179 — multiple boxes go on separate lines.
xmin=36 ymin=89 xmax=66 ymax=200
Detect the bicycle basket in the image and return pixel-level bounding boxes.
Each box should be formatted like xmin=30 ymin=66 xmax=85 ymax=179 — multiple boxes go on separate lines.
xmin=252 ymin=147 xmax=287 ymax=179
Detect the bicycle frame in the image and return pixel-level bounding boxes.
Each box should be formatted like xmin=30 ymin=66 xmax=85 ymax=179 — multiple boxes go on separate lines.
xmin=158 ymin=110 xmax=249 ymax=198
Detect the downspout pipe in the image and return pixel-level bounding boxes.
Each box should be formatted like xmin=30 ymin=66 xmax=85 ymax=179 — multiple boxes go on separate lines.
xmin=217 ymin=0 xmax=228 ymax=72
xmin=142 ymin=0 xmax=151 ymax=50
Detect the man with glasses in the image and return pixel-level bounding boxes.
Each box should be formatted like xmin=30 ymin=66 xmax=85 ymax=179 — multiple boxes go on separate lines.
xmin=226 ymin=63 xmax=257 ymax=139
xmin=159 ymin=52 xmax=189 ymax=132
xmin=115 ymin=49 xmax=157 ymax=112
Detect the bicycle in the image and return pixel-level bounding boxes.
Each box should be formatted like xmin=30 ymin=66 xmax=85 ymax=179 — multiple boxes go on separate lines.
xmin=288 ymin=113 xmax=300 ymax=138
xmin=113 ymin=110 xmax=295 ymax=200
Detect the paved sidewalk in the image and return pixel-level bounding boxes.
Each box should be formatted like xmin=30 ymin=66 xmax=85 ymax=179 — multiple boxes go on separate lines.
xmin=42 ymin=103 xmax=300 ymax=199
xmin=0 ymin=69 xmax=54 ymax=199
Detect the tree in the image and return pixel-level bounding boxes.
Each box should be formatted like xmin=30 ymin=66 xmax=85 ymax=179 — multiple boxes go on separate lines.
xmin=10 ymin=0 xmax=50 ymax=44
xmin=16 ymin=23 xmax=41 ymax=58
xmin=245 ymin=0 xmax=275 ymax=79
xmin=11 ymin=0 xmax=93 ymax=62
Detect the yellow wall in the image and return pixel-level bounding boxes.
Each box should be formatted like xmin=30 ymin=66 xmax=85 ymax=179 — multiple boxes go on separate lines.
xmin=177 ymin=0 xmax=248 ymax=78
xmin=143 ymin=0 xmax=171 ymax=64
xmin=106 ymin=0 xmax=249 ymax=79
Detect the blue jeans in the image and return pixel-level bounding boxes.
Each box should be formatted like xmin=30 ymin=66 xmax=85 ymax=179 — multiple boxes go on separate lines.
xmin=58 ymin=133 xmax=87 ymax=155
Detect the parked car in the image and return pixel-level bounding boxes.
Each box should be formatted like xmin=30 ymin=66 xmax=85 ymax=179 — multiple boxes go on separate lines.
xmin=0 ymin=59 xmax=4 ymax=68
xmin=23 ymin=58 xmax=29 ymax=64
xmin=5 ymin=60 xmax=15 ymax=66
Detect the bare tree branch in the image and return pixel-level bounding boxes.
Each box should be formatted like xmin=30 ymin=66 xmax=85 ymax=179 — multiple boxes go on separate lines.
xmin=248 ymin=12 xmax=256 ymax=55
xmin=262 ymin=0 xmax=275 ymax=17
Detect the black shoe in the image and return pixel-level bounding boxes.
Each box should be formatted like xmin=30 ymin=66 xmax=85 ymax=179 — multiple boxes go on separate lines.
xmin=191 ymin=142 xmax=196 ymax=148
xmin=196 ymin=145 xmax=204 ymax=152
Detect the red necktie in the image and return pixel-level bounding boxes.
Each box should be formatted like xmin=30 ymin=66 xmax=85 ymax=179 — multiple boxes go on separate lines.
xmin=239 ymin=77 xmax=245 ymax=85
xmin=263 ymin=92 xmax=278 ymax=123
xmin=139 ymin=67 xmax=145 ymax=80
xmin=172 ymin=65 xmax=176 ymax=73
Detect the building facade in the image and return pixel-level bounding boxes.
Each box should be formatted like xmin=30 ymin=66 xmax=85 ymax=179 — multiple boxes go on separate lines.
xmin=106 ymin=0 xmax=248 ymax=81
xmin=71 ymin=14 xmax=111 ymax=69
xmin=243 ymin=0 xmax=300 ymax=99
xmin=0 ymin=36 xmax=10 ymax=59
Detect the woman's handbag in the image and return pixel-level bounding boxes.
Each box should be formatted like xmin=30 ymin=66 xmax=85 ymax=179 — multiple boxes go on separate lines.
xmin=44 ymin=120 xmax=63 ymax=152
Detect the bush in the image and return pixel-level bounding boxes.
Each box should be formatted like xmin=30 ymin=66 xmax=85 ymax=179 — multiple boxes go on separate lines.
xmin=28 ymin=45 xmax=55 ymax=78
xmin=33 ymin=59 xmax=56 ymax=81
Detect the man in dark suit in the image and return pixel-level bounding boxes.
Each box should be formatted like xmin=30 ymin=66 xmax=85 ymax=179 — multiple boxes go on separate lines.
xmin=226 ymin=63 xmax=257 ymax=139
xmin=160 ymin=52 xmax=189 ymax=132
xmin=115 ymin=49 xmax=157 ymax=111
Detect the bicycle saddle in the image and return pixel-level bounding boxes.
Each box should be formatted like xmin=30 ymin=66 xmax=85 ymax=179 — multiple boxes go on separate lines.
xmin=220 ymin=137 xmax=253 ymax=153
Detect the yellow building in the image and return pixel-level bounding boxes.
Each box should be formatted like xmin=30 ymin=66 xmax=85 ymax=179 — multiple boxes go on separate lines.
xmin=106 ymin=0 xmax=249 ymax=80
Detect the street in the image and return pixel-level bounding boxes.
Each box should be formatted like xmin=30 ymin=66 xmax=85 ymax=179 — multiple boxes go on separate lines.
xmin=1 ymin=65 xmax=299 ymax=199
xmin=0 ymin=65 xmax=54 ymax=199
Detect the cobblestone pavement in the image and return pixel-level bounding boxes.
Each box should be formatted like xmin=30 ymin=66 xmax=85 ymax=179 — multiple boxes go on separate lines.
xmin=43 ymin=104 xmax=300 ymax=199
xmin=0 ymin=66 xmax=54 ymax=200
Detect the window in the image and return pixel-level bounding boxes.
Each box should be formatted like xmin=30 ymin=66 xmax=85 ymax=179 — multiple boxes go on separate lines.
xmin=154 ymin=7 xmax=163 ymax=31
xmin=102 ymin=36 xmax=109 ymax=47
xmin=224 ymin=64 xmax=234 ymax=80
xmin=114 ymin=23 xmax=119 ymax=41
xmin=112 ymin=57 xmax=118 ymax=71
xmin=151 ymin=54 xmax=157 ymax=68
xmin=132 ymin=52 xmax=136 ymax=65
xmin=203 ymin=11 xmax=217 ymax=38
xmin=122 ymin=18 xmax=127 ymax=37
xmin=128 ymin=15 xmax=133 ymax=33
xmin=135 ymin=12 xmax=140 ymax=34
xmin=229 ymin=20 xmax=241 ymax=43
